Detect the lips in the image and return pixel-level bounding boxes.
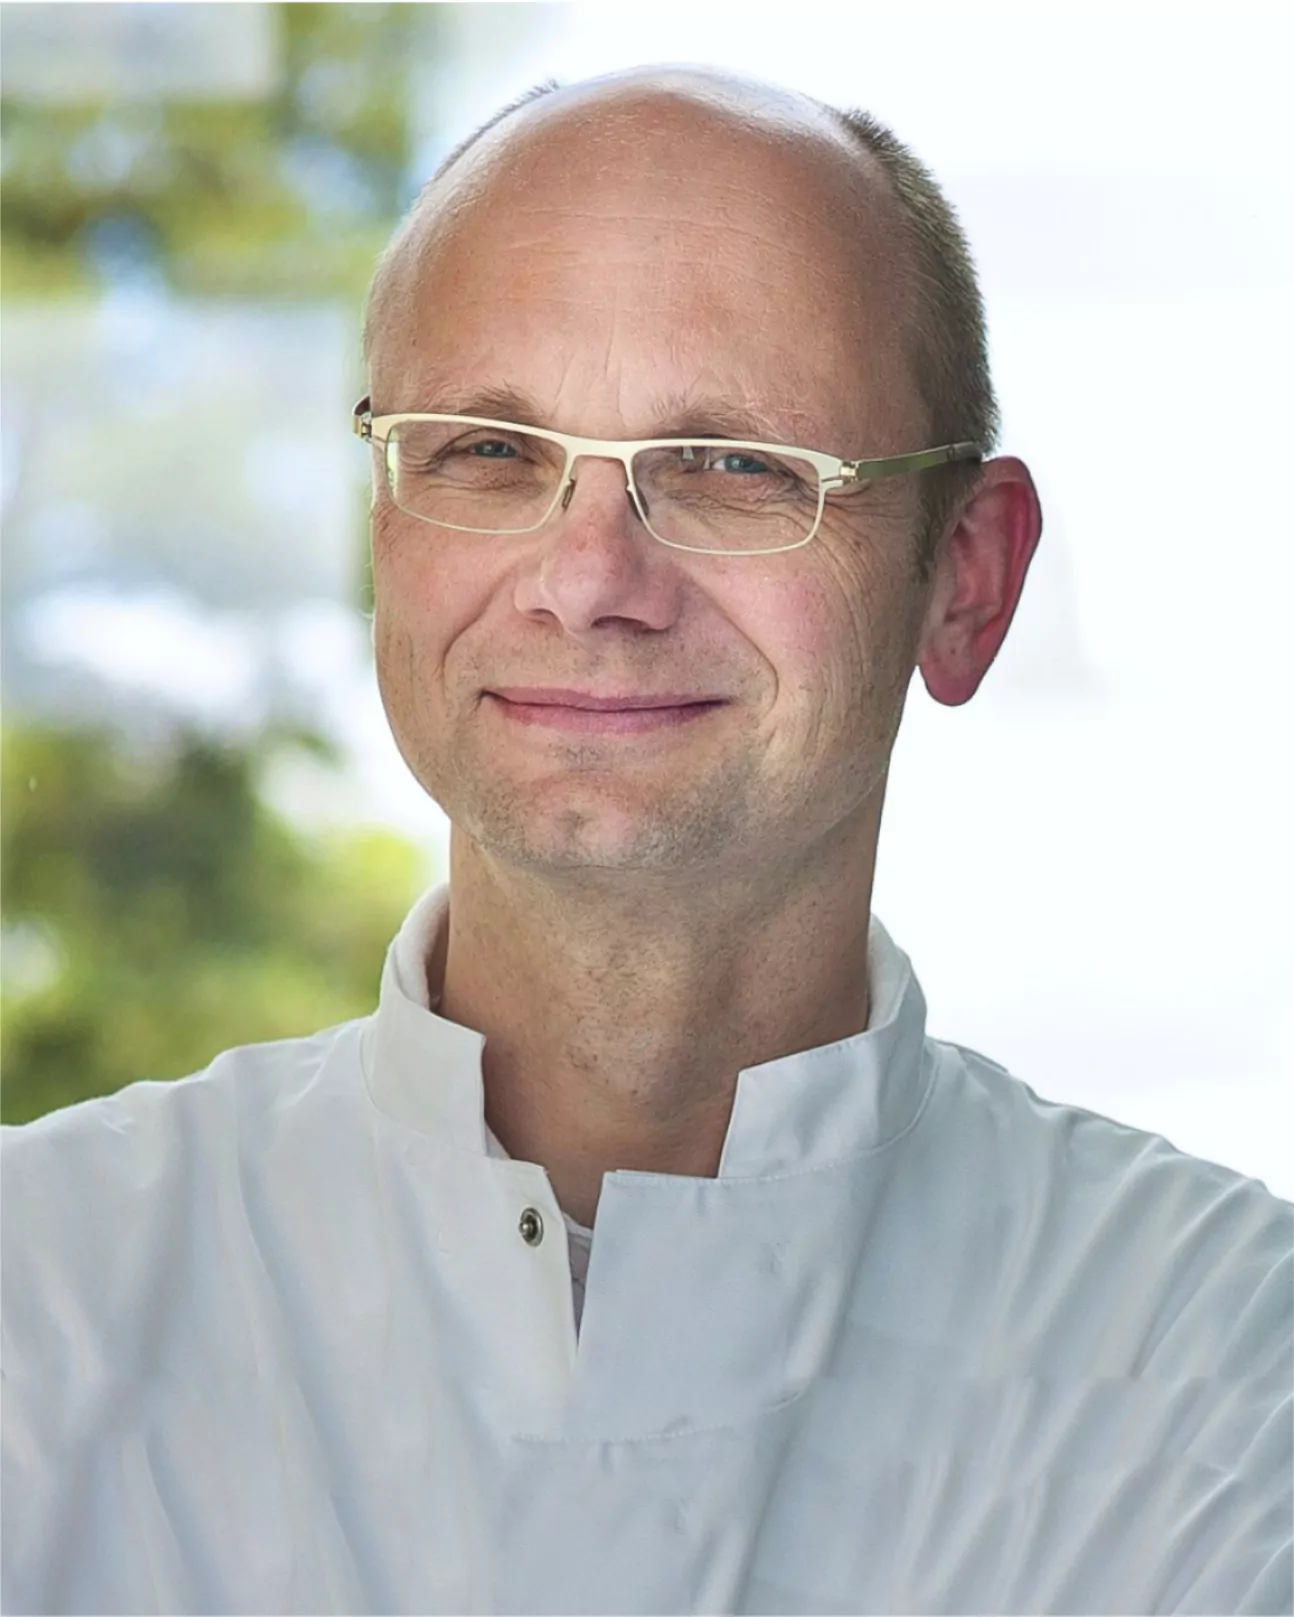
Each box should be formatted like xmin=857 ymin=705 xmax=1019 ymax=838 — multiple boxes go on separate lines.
xmin=486 ymin=689 xmax=725 ymax=735
xmin=489 ymin=687 xmax=722 ymax=712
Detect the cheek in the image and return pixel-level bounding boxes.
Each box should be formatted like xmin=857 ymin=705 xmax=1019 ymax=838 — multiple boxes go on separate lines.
xmin=817 ymin=526 xmax=925 ymax=676
xmin=371 ymin=506 xmax=459 ymax=627
xmin=740 ymin=547 xmax=921 ymax=754
xmin=369 ymin=506 xmax=407 ymax=616
xmin=370 ymin=503 xmax=426 ymax=586
xmin=370 ymin=515 xmax=442 ymax=696
xmin=370 ymin=516 xmax=508 ymax=697
xmin=744 ymin=566 xmax=880 ymax=702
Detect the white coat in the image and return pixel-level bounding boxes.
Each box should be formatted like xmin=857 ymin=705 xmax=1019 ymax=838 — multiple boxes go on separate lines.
xmin=3 ymin=885 xmax=1290 ymax=1614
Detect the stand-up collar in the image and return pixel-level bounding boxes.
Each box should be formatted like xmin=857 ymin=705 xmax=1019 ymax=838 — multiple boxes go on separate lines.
xmin=360 ymin=883 xmax=931 ymax=1180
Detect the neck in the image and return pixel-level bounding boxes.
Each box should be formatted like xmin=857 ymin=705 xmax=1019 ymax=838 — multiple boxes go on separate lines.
xmin=434 ymin=823 xmax=879 ymax=1230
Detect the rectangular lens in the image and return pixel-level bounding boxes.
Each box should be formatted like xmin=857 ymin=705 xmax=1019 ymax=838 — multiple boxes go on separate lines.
xmin=388 ymin=420 xmax=563 ymax=532
xmin=633 ymin=443 xmax=820 ymax=551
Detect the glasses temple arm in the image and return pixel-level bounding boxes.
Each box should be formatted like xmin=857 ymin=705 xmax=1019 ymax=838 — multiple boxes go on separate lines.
xmin=838 ymin=442 xmax=982 ymax=484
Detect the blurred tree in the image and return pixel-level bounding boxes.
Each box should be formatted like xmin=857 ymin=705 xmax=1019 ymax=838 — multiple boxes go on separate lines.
xmin=1 ymin=724 xmax=431 ymax=1124
xmin=1 ymin=2 xmax=426 ymax=299
xmin=1 ymin=3 xmax=442 ymax=1123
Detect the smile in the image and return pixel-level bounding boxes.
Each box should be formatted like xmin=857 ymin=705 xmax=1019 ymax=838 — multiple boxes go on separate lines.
xmin=486 ymin=693 xmax=724 ymax=734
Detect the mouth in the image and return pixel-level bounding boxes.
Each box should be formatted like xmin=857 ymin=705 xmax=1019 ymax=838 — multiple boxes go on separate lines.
xmin=488 ymin=687 xmax=724 ymax=711
xmin=486 ymin=689 xmax=725 ymax=734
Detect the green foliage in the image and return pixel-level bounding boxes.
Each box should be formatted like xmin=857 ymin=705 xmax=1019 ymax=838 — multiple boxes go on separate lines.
xmin=0 ymin=3 xmax=439 ymax=1126
xmin=1 ymin=725 xmax=433 ymax=1125
xmin=0 ymin=2 xmax=424 ymax=299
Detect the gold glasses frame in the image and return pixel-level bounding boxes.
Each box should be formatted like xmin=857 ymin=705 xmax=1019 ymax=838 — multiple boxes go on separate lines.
xmin=353 ymin=397 xmax=982 ymax=557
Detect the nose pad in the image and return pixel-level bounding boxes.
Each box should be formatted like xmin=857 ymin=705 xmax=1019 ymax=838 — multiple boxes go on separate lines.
xmin=558 ymin=474 xmax=648 ymax=526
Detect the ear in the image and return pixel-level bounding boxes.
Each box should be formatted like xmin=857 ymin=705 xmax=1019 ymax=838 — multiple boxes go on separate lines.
xmin=915 ymin=456 xmax=1043 ymax=707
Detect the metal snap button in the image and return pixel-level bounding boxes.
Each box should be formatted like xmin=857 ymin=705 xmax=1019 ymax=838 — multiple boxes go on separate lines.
xmin=518 ymin=1207 xmax=544 ymax=1247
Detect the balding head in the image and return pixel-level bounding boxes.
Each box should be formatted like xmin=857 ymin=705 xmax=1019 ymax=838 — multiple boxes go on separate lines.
xmin=367 ymin=70 xmax=904 ymax=368
xmin=363 ymin=66 xmax=996 ymax=578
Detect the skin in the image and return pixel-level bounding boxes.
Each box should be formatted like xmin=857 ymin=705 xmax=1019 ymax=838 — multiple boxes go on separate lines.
xmin=366 ymin=69 xmax=1042 ymax=1229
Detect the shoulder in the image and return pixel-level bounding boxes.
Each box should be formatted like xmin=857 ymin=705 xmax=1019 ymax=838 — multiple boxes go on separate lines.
xmin=927 ymin=1030 xmax=1290 ymax=1224
xmin=924 ymin=1035 xmax=1292 ymax=1376
xmin=4 ymin=1017 xmax=361 ymax=1172
xmin=0 ymin=1019 xmax=377 ymax=1610
xmin=1 ymin=1019 xmax=367 ymax=1303
xmin=916 ymin=1039 xmax=1291 ymax=1609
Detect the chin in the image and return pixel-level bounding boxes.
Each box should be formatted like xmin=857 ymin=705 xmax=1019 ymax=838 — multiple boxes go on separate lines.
xmin=458 ymin=786 xmax=737 ymax=877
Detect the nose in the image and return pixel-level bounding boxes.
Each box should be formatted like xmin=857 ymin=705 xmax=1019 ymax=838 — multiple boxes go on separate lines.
xmin=512 ymin=454 xmax=682 ymax=633
xmin=557 ymin=454 xmax=639 ymax=525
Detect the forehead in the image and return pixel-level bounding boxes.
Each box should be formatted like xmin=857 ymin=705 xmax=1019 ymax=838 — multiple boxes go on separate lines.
xmin=371 ymin=87 xmax=921 ymax=447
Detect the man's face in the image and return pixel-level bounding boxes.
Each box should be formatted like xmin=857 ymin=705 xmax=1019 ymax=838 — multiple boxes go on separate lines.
xmin=368 ymin=91 xmax=934 ymax=891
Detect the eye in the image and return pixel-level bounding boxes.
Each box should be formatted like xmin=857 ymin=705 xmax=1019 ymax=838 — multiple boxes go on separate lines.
xmin=462 ymin=437 xmax=519 ymax=459
xmin=690 ymin=448 xmax=774 ymax=475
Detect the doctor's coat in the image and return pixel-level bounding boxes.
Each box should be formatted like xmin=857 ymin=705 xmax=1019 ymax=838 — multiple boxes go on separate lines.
xmin=3 ymin=885 xmax=1290 ymax=1614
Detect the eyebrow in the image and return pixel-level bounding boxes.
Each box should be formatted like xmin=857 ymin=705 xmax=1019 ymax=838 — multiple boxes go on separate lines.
xmin=418 ymin=384 xmax=550 ymax=427
xmin=409 ymin=384 xmax=805 ymax=447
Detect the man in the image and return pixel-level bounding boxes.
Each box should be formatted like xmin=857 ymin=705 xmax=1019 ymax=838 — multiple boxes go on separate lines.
xmin=3 ymin=66 xmax=1290 ymax=1616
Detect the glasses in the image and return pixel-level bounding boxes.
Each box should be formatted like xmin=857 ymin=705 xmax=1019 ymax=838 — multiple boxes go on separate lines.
xmin=354 ymin=399 xmax=982 ymax=557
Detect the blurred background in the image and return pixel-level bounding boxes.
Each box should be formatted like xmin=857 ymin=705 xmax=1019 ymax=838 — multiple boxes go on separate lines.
xmin=1 ymin=2 xmax=1290 ymax=1195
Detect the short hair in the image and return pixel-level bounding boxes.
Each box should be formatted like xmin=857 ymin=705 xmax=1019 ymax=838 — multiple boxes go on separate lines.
xmin=365 ymin=80 xmax=997 ymax=584
xmin=826 ymin=104 xmax=998 ymax=580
